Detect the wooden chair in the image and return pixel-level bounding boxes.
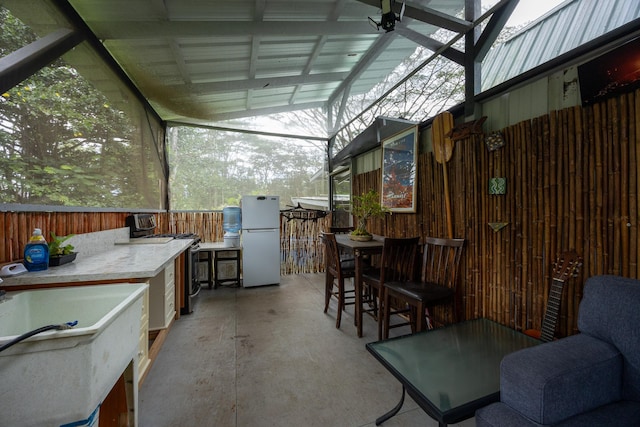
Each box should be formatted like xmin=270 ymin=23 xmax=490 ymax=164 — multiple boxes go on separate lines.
xmin=330 ymin=226 xmax=354 ymax=234
xmin=361 ymin=237 xmax=419 ymax=340
xmin=330 ymin=226 xmax=355 ymax=261
xmin=320 ymin=232 xmax=356 ymax=328
xmin=524 ymin=251 xmax=582 ymax=342
xmin=382 ymin=237 xmax=464 ymax=339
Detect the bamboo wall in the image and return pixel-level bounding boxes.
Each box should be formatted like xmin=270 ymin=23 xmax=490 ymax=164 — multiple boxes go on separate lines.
xmin=0 ymin=209 xmax=330 ymax=276
xmin=281 ymin=215 xmax=331 ymax=275
xmin=0 ymin=212 xmax=133 ymax=262
xmin=3 ymin=90 xmax=639 ymax=337
xmin=0 ymin=211 xmax=210 ymax=263
xmin=354 ymin=90 xmax=640 ymax=337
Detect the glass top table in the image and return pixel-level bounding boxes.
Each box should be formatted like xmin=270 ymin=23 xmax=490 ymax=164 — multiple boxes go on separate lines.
xmin=366 ymin=318 xmax=540 ymax=426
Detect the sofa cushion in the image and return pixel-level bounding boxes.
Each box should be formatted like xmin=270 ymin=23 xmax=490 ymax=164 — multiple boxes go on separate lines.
xmin=500 ymin=334 xmax=622 ymax=425
xmin=556 ymin=400 xmax=640 ymax=427
xmin=578 ymin=275 xmax=640 ymax=401
xmin=476 ymin=402 xmax=542 ymax=427
xmin=476 ymin=400 xmax=640 ymax=427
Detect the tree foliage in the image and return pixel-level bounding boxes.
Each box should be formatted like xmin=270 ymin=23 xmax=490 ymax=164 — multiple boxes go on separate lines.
xmin=0 ymin=7 xmax=162 ymax=208
xmin=168 ymin=127 xmax=325 ymax=210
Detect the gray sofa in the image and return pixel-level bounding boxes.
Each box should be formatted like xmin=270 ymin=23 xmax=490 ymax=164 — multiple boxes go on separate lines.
xmin=476 ymin=275 xmax=640 ymax=426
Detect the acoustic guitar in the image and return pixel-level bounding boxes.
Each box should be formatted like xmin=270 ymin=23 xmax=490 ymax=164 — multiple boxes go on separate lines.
xmin=526 ymin=251 xmax=582 ymax=342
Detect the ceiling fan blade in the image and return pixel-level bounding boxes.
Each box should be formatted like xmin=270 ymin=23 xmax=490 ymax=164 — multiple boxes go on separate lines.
xmin=368 ymin=16 xmax=381 ymax=30
xmin=399 ymin=2 xmax=406 ymax=21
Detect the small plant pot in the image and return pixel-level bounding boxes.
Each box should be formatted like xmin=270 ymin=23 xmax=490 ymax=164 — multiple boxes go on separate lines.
xmin=350 ymin=234 xmax=373 ymax=242
xmin=49 ymin=252 xmax=77 ymax=267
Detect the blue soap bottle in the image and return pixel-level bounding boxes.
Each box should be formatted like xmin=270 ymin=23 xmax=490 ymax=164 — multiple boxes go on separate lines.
xmin=24 ymin=228 xmax=49 ymax=271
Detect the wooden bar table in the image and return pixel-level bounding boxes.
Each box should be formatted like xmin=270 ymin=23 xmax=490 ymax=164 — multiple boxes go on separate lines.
xmin=334 ymin=234 xmax=384 ymax=337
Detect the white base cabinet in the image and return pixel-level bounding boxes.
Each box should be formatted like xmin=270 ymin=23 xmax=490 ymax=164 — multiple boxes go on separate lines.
xmin=148 ymin=261 xmax=176 ymax=331
xmin=138 ymin=287 xmax=150 ymax=383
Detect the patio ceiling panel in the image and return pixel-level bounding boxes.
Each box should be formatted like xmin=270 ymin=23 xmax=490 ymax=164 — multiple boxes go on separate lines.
xmin=65 ymin=0 xmax=467 ymax=128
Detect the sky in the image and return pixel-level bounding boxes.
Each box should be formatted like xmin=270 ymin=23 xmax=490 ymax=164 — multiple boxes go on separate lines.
xmin=506 ymin=0 xmax=567 ymax=26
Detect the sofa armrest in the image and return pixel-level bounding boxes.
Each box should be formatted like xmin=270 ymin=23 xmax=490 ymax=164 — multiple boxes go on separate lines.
xmin=500 ymin=334 xmax=622 ymax=425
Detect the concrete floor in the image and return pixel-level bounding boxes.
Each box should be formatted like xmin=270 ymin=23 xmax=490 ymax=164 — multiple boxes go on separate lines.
xmin=138 ymin=273 xmax=476 ymax=427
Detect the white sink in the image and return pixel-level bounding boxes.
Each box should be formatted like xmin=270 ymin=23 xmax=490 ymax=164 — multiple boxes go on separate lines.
xmin=0 ymin=283 xmax=147 ymax=427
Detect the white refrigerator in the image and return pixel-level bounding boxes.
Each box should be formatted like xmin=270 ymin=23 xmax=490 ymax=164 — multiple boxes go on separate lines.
xmin=241 ymin=195 xmax=281 ymax=287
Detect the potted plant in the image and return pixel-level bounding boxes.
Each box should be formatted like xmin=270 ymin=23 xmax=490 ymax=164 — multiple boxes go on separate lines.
xmin=48 ymin=232 xmax=77 ymax=266
xmin=349 ymin=189 xmax=388 ymax=241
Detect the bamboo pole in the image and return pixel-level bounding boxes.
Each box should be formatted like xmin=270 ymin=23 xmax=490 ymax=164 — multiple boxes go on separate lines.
xmin=593 ymin=102 xmax=604 ymax=275
xmin=620 ymin=95 xmax=630 ymax=277
xmin=571 ymin=106 xmax=585 ymax=335
xmin=633 ymin=90 xmax=640 ymax=277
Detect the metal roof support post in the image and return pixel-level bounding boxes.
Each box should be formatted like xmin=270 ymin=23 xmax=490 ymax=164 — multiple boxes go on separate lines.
xmin=464 ymin=0 xmax=482 ymax=118
xmin=327 ymin=136 xmax=336 ymax=213
xmin=463 ymin=0 xmax=521 ymax=118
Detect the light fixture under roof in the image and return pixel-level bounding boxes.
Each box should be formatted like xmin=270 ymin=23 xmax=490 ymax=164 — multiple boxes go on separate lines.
xmin=369 ymin=0 xmax=405 ymax=32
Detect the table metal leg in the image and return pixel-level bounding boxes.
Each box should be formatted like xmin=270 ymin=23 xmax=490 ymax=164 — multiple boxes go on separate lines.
xmin=375 ymin=386 xmax=405 ymax=425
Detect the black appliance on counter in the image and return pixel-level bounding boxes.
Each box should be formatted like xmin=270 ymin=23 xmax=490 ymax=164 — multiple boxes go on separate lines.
xmin=126 ymin=214 xmax=201 ymax=314
xmin=126 ymin=214 xmax=157 ymax=238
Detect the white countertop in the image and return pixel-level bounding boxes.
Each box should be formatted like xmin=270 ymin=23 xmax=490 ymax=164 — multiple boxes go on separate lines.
xmin=0 ymin=239 xmax=193 ymax=287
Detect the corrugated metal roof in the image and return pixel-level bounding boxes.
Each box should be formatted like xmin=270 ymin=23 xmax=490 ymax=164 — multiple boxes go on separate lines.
xmin=482 ymin=0 xmax=640 ymax=91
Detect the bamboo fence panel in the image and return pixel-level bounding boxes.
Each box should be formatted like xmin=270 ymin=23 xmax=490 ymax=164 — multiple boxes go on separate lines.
xmin=631 ymin=91 xmax=639 ymax=277
xmin=281 ymin=215 xmax=331 ymax=275
xmin=167 ymin=211 xmax=222 ymax=241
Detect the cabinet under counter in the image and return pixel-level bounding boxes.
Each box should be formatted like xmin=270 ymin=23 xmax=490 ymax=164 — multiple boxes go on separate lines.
xmin=148 ymin=261 xmax=176 ymax=331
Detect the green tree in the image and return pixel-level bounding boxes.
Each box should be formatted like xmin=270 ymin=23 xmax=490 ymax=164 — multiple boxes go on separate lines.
xmin=168 ymin=126 xmax=324 ymax=210
xmin=0 ymin=7 xmax=162 ymax=208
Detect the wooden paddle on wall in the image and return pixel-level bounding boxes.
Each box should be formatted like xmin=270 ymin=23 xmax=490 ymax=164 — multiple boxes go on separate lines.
xmin=432 ymin=112 xmax=455 ymax=238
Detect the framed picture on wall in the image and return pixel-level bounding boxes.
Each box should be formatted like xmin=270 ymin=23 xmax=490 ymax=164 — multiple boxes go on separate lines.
xmin=381 ymin=125 xmax=417 ymax=212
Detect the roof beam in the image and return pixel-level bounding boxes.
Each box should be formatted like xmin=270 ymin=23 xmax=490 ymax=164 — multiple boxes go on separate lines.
xmin=328 ymin=32 xmax=397 ymax=108
xmin=0 ymin=28 xmax=84 ymax=93
xmin=475 ymin=0 xmax=519 ymax=61
xmin=169 ymin=40 xmax=191 ymax=84
xmin=247 ymin=0 xmax=267 ymax=109
xmin=178 ymin=71 xmax=348 ymax=94
xmin=289 ymin=35 xmax=328 ymax=104
xmin=207 ymin=100 xmax=326 ymax=122
xmin=394 ymin=27 xmax=465 ymax=64
xmin=355 ymin=0 xmax=472 ymax=33
xmin=290 ymin=0 xmax=347 ymax=105
xmin=89 ymin=21 xmax=377 ymax=39
xmin=331 ymin=82 xmax=353 ymax=133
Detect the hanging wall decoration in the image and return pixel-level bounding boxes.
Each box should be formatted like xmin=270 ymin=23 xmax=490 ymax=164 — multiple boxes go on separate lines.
xmin=446 ymin=116 xmax=487 ymax=141
xmin=485 ymin=131 xmax=505 ymax=151
xmin=488 ymin=222 xmax=509 ymax=232
xmin=280 ymin=203 xmax=328 ymax=222
xmin=489 ymin=177 xmax=507 ymax=195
